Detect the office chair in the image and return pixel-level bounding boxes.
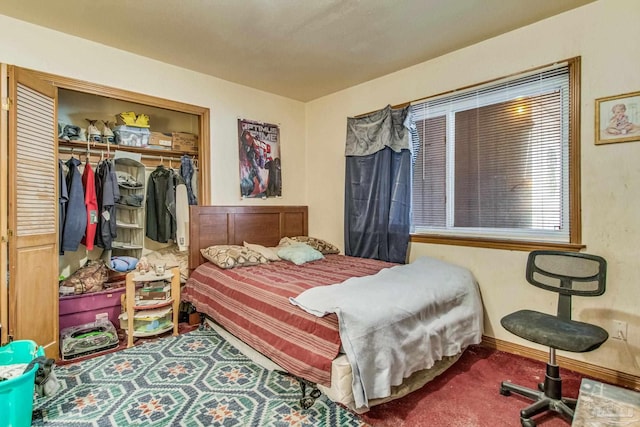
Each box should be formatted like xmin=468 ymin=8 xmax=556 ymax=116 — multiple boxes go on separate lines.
xmin=499 ymin=250 xmax=608 ymax=427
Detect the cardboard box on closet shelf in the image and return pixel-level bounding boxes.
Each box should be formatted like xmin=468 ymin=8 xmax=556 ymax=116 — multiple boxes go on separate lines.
xmin=148 ymin=132 xmax=173 ymax=150
xmin=172 ymin=132 xmax=198 ymax=153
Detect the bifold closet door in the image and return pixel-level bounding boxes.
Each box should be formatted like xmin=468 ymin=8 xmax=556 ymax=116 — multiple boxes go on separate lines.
xmin=7 ymin=67 xmax=59 ymax=357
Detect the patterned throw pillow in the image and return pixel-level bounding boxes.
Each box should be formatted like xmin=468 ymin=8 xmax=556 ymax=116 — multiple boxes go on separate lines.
xmin=279 ymin=236 xmax=340 ymax=254
xmin=201 ymin=245 xmax=268 ymax=269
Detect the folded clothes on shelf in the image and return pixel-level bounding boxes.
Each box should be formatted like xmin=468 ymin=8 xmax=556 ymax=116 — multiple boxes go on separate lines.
xmin=118 ymin=194 xmax=144 ymax=207
xmin=116 ymin=171 xmax=143 ymax=187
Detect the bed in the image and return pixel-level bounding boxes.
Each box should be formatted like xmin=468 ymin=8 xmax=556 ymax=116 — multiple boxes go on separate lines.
xmin=183 ymin=205 xmax=483 ymax=412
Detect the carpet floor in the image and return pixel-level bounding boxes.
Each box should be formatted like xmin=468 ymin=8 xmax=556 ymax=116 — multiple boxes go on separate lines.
xmin=361 ymin=345 xmax=584 ymax=427
xmin=34 ymin=328 xmax=590 ymax=427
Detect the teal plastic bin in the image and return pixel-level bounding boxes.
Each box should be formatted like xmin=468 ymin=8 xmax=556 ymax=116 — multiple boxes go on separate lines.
xmin=0 ymin=340 xmax=45 ymax=427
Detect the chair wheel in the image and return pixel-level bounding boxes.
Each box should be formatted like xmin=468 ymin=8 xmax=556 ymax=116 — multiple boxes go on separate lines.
xmin=520 ymin=418 xmax=536 ymax=427
xmin=499 ymin=385 xmax=511 ymax=396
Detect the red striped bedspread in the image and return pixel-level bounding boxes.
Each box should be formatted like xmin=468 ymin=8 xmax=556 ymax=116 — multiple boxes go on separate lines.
xmin=182 ymin=254 xmax=395 ymax=386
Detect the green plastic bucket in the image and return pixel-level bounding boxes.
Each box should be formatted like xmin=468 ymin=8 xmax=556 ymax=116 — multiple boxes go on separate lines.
xmin=0 ymin=340 xmax=45 ymax=427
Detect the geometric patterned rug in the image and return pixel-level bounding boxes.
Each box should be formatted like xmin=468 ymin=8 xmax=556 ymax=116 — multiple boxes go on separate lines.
xmin=32 ymin=328 xmax=366 ymax=426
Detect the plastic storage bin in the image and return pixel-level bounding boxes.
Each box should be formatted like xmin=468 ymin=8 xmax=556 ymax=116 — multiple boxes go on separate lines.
xmin=0 ymin=340 xmax=45 ymax=427
xmin=59 ymin=287 xmax=126 ymax=331
xmin=60 ymin=320 xmax=119 ymax=360
xmin=113 ymin=125 xmax=150 ymax=147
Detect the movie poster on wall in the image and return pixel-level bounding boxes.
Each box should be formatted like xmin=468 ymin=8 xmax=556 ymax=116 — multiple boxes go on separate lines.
xmin=238 ymin=119 xmax=281 ymax=198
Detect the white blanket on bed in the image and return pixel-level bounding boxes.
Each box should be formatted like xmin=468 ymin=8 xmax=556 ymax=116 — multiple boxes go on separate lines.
xmin=289 ymin=256 xmax=483 ymax=410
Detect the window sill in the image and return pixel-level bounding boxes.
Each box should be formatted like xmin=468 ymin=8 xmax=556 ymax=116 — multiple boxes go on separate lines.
xmin=410 ymin=234 xmax=585 ymax=252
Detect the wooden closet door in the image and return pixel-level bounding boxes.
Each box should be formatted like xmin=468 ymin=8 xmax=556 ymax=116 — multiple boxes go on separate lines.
xmin=7 ymin=67 xmax=59 ymax=357
xmin=0 ymin=64 xmax=8 ymax=344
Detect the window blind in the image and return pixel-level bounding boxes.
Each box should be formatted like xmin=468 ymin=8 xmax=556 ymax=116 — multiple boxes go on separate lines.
xmin=410 ymin=63 xmax=571 ymax=242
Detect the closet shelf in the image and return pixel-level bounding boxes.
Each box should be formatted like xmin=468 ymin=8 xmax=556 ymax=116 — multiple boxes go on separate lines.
xmin=59 ymin=139 xmax=196 ymax=159
xmin=116 ymin=221 xmax=143 ymax=229
xmin=115 ymin=203 xmax=143 ymax=210
xmin=118 ymin=183 xmax=144 ymax=190
xmin=112 ymin=243 xmax=144 ymax=250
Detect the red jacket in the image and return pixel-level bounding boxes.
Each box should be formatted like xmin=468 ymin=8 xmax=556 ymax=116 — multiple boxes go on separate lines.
xmin=81 ymin=161 xmax=99 ymax=250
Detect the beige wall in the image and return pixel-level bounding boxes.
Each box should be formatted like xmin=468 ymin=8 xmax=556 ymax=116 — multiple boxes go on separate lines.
xmin=306 ymin=0 xmax=640 ymax=376
xmin=0 ymin=14 xmax=307 ymax=206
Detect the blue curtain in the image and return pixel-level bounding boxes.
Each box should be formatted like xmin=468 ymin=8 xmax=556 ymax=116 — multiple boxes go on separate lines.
xmin=344 ymin=105 xmax=413 ymax=263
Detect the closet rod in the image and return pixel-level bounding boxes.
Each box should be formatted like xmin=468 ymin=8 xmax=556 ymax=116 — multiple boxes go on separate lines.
xmin=58 ymin=145 xmax=193 ymax=163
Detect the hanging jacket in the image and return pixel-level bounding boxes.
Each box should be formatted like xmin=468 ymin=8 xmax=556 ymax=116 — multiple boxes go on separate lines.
xmin=95 ymin=159 xmax=120 ymax=250
xmin=146 ymin=165 xmax=176 ymax=243
xmin=61 ymin=157 xmax=87 ymax=252
xmin=58 ymin=160 xmax=69 ymax=255
xmin=81 ymin=160 xmax=98 ymax=251
xmin=180 ymin=155 xmax=197 ymax=205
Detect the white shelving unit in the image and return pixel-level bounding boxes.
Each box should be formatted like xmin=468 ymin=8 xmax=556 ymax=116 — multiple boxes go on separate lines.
xmin=113 ymin=157 xmax=146 ymax=261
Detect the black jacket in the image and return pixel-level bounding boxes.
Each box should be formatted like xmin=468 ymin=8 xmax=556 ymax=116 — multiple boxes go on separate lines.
xmin=146 ymin=166 xmax=178 ymax=243
xmin=95 ymin=159 xmax=120 ymax=249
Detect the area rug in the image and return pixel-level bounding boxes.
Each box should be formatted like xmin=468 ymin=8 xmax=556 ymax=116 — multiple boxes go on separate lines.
xmin=32 ymin=328 xmax=366 ymax=426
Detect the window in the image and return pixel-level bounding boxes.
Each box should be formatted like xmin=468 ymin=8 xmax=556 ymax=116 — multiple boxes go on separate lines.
xmin=410 ymin=58 xmax=581 ymax=247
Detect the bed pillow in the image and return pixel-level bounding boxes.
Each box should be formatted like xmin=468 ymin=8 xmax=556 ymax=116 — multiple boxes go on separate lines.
xmin=243 ymin=241 xmax=281 ymax=261
xmin=279 ymin=236 xmax=340 ymax=255
xmin=201 ymin=245 xmax=268 ymax=269
xmin=277 ymin=242 xmax=324 ymax=265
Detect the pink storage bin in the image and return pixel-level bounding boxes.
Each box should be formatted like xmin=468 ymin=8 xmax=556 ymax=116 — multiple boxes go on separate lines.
xmin=59 ymin=287 xmax=126 ymax=330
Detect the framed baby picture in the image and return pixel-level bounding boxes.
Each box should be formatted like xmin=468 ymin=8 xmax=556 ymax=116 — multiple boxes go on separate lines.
xmin=595 ymin=91 xmax=640 ymax=145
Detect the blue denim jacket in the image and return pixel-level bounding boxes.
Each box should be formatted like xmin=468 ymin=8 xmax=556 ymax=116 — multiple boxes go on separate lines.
xmin=61 ymin=157 xmax=87 ymax=252
xmin=180 ymin=155 xmax=197 ymax=205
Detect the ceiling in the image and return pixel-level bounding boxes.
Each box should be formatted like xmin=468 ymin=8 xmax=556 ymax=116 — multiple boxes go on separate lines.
xmin=0 ymin=0 xmax=595 ymax=102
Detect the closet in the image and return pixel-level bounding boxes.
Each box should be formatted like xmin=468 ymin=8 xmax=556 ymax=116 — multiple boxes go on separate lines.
xmin=1 ymin=65 xmax=210 ymax=357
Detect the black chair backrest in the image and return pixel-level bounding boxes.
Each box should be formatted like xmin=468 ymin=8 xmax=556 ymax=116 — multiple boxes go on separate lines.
xmin=526 ymin=250 xmax=607 ymax=320
xmin=526 ymin=250 xmax=607 ymax=297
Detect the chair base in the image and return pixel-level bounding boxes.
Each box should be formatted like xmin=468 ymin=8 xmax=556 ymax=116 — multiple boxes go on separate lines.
xmin=500 ymin=363 xmax=576 ymax=427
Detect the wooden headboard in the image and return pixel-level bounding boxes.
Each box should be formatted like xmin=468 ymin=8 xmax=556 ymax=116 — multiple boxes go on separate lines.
xmin=188 ymin=205 xmax=308 ymax=270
